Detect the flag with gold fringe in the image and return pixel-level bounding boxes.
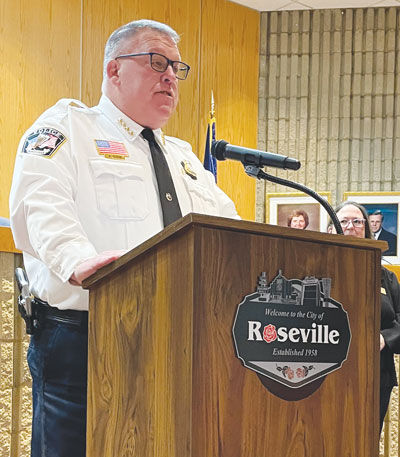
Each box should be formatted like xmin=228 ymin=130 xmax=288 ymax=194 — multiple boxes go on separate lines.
xmin=203 ymin=91 xmax=217 ymax=182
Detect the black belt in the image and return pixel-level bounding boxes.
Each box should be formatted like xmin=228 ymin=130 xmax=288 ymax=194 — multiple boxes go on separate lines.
xmin=35 ymin=298 xmax=88 ymax=328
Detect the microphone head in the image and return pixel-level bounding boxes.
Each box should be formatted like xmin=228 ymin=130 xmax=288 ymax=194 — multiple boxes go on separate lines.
xmin=285 ymin=157 xmax=301 ymax=170
xmin=211 ymin=140 xmax=228 ymax=161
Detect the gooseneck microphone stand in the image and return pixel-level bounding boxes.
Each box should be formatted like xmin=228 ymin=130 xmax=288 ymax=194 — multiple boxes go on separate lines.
xmin=243 ymin=164 xmax=344 ymax=236
xmin=210 ymin=139 xmax=343 ymax=235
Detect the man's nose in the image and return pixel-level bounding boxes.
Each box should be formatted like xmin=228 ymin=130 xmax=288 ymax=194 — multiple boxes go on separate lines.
xmin=162 ymin=64 xmax=177 ymax=82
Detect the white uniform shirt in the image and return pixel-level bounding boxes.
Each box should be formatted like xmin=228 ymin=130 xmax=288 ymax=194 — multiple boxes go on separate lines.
xmin=9 ymin=95 xmax=239 ymax=310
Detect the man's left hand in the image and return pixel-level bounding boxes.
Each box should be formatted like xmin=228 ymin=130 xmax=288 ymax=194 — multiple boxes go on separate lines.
xmin=69 ymin=250 xmax=126 ymax=286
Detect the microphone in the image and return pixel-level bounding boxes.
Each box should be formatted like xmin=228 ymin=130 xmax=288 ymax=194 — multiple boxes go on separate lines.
xmin=211 ymin=140 xmax=301 ymax=170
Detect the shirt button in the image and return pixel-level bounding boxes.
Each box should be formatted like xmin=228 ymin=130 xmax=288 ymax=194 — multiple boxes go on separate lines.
xmin=166 ymin=193 xmax=172 ymax=201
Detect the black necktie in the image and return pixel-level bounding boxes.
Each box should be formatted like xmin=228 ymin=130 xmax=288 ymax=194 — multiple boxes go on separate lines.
xmin=141 ymin=128 xmax=182 ymax=227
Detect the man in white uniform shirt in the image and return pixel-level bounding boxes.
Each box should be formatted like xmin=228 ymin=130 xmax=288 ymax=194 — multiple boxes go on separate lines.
xmin=9 ymin=19 xmax=238 ymax=457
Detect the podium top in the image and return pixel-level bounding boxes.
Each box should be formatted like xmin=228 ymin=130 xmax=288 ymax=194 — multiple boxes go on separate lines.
xmin=83 ymin=213 xmax=387 ymax=289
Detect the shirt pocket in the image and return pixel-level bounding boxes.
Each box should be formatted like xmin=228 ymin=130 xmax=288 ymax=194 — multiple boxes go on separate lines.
xmin=181 ymin=175 xmax=219 ymax=216
xmin=89 ymin=159 xmax=149 ymax=220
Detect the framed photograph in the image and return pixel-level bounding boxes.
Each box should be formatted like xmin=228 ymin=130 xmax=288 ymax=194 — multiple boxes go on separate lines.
xmin=266 ymin=192 xmax=331 ymax=232
xmin=343 ymin=192 xmax=400 ymax=264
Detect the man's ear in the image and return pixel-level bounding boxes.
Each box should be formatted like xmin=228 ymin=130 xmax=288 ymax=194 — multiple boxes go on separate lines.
xmin=106 ymin=60 xmax=120 ymax=85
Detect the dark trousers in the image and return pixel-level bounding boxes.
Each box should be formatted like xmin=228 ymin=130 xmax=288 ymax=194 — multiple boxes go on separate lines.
xmin=28 ymin=317 xmax=88 ymax=457
xmin=380 ymin=369 xmax=395 ymax=433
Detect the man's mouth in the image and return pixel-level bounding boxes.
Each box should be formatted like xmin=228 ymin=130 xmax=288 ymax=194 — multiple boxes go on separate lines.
xmin=158 ymin=90 xmax=173 ymax=97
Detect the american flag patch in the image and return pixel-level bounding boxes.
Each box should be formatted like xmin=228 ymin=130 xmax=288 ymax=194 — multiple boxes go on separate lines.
xmin=95 ymin=139 xmax=128 ymax=159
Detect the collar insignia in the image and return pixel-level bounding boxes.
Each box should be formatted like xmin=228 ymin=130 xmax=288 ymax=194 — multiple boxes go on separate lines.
xmin=118 ymin=118 xmax=135 ymax=137
xmin=95 ymin=139 xmax=128 ymax=160
xmin=181 ymin=160 xmax=197 ymax=179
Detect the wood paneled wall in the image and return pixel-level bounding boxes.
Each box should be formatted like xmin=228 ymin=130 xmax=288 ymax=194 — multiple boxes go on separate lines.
xmin=0 ymin=0 xmax=81 ymax=224
xmin=199 ymin=0 xmax=259 ymax=222
xmin=0 ymin=0 xmax=259 ymax=223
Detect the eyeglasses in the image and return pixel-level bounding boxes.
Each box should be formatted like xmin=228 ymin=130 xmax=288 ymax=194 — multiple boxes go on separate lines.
xmin=339 ymin=218 xmax=366 ymax=228
xmin=115 ymin=52 xmax=190 ymax=80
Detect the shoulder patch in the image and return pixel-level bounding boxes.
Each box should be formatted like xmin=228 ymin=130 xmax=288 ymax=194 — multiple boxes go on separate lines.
xmin=22 ymin=128 xmax=66 ymax=158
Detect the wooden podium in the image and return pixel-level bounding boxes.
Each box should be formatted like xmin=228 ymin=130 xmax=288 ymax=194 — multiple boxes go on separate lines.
xmin=84 ymin=213 xmax=384 ymax=457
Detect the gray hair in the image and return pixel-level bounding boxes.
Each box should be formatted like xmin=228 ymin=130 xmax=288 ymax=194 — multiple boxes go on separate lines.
xmin=328 ymin=200 xmax=374 ymax=239
xmin=103 ymin=19 xmax=180 ymax=78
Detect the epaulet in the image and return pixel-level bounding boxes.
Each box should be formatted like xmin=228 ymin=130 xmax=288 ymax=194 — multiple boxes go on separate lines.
xmin=53 ymin=98 xmax=88 ymax=110
xmin=69 ymin=100 xmax=86 ymax=109
xmin=66 ymin=99 xmax=92 ymax=113
xmin=36 ymin=99 xmax=89 ymax=122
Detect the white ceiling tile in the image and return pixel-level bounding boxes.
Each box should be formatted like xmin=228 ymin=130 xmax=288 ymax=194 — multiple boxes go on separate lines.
xmin=303 ymin=0 xmax=365 ymax=8
xmin=279 ymin=2 xmax=312 ymax=10
xmin=371 ymin=0 xmax=400 ymax=6
xmin=228 ymin=0 xmax=283 ymax=10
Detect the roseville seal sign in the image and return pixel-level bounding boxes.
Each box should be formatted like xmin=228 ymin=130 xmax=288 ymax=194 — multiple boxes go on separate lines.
xmin=232 ymin=271 xmax=351 ymax=400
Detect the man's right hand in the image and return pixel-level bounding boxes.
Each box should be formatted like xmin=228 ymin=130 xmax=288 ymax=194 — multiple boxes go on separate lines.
xmin=69 ymin=250 xmax=126 ymax=286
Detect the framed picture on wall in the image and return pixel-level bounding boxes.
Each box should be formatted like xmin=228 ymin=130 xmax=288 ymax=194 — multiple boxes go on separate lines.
xmin=266 ymin=192 xmax=331 ymax=232
xmin=343 ymin=192 xmax=400 ymax=264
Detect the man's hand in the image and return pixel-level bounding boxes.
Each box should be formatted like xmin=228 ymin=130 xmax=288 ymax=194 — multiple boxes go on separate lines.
xmin=69 ymin=250 xmax=126 ymax=286
xmin=380 ymin=333 xmax=386 ymax=351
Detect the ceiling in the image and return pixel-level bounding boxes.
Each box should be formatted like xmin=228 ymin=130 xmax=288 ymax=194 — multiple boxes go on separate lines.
xmin=229 ymin=0 xmax=400 ymax=11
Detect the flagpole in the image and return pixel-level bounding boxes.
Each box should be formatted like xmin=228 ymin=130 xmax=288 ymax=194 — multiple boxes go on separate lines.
xmin=203 ymin=90 xmax=217 ymax=182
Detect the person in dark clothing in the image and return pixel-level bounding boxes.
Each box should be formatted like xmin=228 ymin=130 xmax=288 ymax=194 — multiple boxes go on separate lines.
xmin=330 ymin=201 xmax=400 ymax=432
xmin=380 ymin=266 xmax=400 ymax=428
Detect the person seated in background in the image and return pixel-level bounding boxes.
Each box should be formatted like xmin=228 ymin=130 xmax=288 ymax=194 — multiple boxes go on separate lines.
xmin=287 ymin=209 xmax=309 ymax=230
xmin=328 ymin=201 xmax=400 ymax=432
xmin=369 ymin=209 xmax=397 ymax=256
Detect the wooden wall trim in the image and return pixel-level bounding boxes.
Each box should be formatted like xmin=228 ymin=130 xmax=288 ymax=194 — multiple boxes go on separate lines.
xmin=0 ymin=227 xmax=20 ymax=254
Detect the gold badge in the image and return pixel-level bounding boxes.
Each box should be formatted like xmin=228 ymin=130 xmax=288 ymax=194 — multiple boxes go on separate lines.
xmin=181 ymin=160 xmax=197 ymax=180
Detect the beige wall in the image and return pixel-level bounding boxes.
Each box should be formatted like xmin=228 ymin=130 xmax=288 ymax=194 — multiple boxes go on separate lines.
xmin=0 ymin=249 xmax=26 ymax=457
xmin=257 ymin=7 xmax=400 ymax=221
xmin=0 ymin=0 xmax=259 ymax=223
